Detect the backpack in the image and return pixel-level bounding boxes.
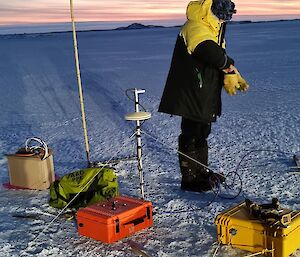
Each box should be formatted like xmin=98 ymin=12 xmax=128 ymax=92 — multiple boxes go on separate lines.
xmin=49 ymin=167 xmax=118 ymax=209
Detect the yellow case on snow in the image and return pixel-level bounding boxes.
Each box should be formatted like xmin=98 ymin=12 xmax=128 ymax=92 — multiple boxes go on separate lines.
xmin=215 ymin=202 xmax=300 ymax=257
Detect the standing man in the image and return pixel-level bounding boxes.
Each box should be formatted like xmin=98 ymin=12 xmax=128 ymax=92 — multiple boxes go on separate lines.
xmin=159 ymin=0 xmax=249 ymax=192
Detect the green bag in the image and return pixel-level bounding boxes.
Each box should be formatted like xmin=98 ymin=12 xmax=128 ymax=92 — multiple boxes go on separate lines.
xmin=49 ymin=167 xmax=118 ymax=209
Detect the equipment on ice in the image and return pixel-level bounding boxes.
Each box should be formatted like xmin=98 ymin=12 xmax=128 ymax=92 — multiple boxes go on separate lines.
xmin=125 ymin=88 xmax=151 ymax=199
xmin=215 ymin=199 xmax=300 ymax=257
xmin=5 ymin=137 xmax=55 ymax=190
xmin=24 ymin=137 xmax=49 ymax=160
xmin=76 ymin=195 xmax=153 ymax=243
xmin=49 ymin=167 xmax=118 ymax=209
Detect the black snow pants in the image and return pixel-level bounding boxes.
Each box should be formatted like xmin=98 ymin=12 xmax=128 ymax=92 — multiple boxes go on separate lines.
xmin=178 ymin=117 xmax=212 ymax=191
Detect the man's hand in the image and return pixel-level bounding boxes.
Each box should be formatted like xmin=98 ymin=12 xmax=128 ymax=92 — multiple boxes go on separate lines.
xmin=236 ymin=73 xmax=249 ymax=92
xmin=223 ymin=73 xmax=240 ymax=96
xmin=229 ymin=65 xmax=250 ymax=92
xmin=223 ymin=65 xmax=249 ymax=95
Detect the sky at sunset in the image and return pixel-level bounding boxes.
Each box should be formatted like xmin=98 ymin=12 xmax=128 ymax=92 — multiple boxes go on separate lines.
xmin=0 ymin=0 xmax=299 ymax=26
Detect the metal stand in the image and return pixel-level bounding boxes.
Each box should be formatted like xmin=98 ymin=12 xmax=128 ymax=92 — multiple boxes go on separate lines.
xmin=125 ymin=89 xmax=151 ymax=199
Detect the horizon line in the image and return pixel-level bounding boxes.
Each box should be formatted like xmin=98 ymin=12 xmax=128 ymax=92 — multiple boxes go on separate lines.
xmin=1 ymin=14 xmax=300 ymax=27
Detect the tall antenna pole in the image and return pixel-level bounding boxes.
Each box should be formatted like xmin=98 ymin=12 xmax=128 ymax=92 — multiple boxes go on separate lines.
xmin=125 ymin=89 xmax=151 ymax=199
xmin=69 ymin=0 xmax=91 ymax=166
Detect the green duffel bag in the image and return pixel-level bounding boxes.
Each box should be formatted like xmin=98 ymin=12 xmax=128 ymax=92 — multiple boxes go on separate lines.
xmin=49 ymin=167 xmax=118 ymax=209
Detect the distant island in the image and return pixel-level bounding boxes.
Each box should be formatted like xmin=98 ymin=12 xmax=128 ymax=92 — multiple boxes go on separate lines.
xmin=0 ymin=19 xmax=299 ymax=37
xmin=112 ymin=19 xmax=300 ymax=31
xmin=114 ymin=22 xmax=165 ymax=30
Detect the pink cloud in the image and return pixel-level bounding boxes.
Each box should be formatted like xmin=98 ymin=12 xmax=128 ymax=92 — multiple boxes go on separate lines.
xmin=0 ymin=0 xmax=299 ymax=25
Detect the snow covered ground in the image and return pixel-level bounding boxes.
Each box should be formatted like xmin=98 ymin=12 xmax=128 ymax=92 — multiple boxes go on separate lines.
xmin=0 ymin=20 xmax=300 ymax=257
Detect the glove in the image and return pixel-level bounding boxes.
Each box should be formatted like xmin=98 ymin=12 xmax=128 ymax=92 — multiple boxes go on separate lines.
xmin=223 ymin=73 xmax=240 ymax=96
xmin=230 ymin=66 xmax=250 ymax=92
xmin=236 ymin=73 xmax=249 ymax=92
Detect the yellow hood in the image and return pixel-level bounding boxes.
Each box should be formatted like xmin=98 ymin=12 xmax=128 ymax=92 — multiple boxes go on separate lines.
xmin=181 ymin=0 xmax=225 ymax=54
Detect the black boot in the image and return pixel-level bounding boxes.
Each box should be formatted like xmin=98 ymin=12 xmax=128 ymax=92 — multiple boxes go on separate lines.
xmin=178 ymin=134 xmax=225 ymax=192
xmin=179 ymin=150 xmax=203 ymax=191
xmin=179 ymin=135 xmax=212 ymax=192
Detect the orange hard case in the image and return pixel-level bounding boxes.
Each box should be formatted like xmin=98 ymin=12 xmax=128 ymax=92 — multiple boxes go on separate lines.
xmin=76 ymin=195 xmax=153 ymax=243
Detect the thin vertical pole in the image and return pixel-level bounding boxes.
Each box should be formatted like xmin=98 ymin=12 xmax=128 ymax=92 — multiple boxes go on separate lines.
xmin=134 ymin=89 xmax=145 ymax=198
xmin=69 ymin=0 xmax=91 ymax=166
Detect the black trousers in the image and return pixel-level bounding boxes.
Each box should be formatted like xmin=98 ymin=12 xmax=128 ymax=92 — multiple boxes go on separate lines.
xmin=178 ymin=117 xmax=212 ymax=191
xmin=179 ymin=118 xmax=211 ymax=152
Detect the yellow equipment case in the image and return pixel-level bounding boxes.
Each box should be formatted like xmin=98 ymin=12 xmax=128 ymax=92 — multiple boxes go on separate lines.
xmin=215 ymin=201 xmax=300 ymax=257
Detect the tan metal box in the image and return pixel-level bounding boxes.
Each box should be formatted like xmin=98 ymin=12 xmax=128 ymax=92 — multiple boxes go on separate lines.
xmin=6 ymin=153 xmax=55 ymax=190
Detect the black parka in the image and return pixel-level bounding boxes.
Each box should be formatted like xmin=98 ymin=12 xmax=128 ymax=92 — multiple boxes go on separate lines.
xmin=158 ymin=0 xmax=234 ymax=123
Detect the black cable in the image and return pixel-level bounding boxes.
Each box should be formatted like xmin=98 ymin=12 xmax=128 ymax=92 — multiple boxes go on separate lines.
xmin=155 ymin=171 xmax=240 ymax=216
xmin=213 ymin=171 xmax=243 ymax=200
xmin=145 ymin=132 xmax=294 ymax=215
xmin=141 ymin=129 xmax=235 ymax=215
xmin=232 ymin=149 xmax=293 ymax=199
xmin=123 ymin=94 xmax=295 ymax=215
xmin=125 ymin=88 xmax=147 ymax=112
xmin=234 ymin=149 xmax=292 ymax=178
xmin=211 ymin=149 xmax=292 ymax=201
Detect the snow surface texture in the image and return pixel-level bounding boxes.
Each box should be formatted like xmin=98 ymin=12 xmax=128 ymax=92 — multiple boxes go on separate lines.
xmin=0 ymin=20 xmax=300 ymax=257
